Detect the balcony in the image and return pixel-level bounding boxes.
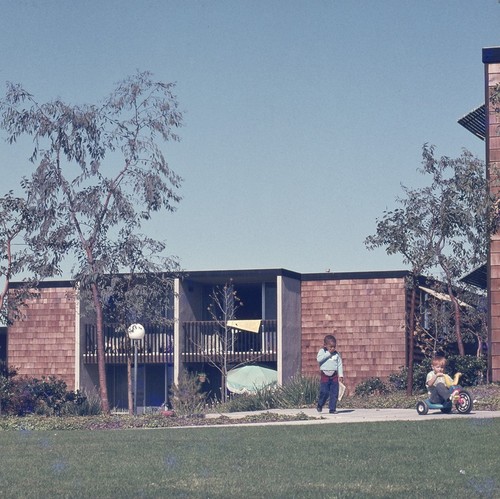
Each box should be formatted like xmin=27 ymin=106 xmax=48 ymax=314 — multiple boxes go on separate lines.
xmin=83 ymin=323 xmax=174 ymax=364
xmin=182 ymin=319 xmax=277 ymax=364
xmin=83 ymin=319 xmax=277 ymax=365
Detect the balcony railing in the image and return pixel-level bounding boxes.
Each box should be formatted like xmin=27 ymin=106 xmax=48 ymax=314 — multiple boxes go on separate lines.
xmin=83 ymin=319 xmax=277 ymax=365
xmin=83 ymin=323 xmax=174 ymax=364
xmin=182 ymin=319 xmax=277 ymax=364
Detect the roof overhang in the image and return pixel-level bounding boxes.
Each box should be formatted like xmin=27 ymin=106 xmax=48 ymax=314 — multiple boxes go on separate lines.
xmin=460 ymin=263 xmax=487 ymax=290
xmin=458 ymin=105 xmax=486 ymax=141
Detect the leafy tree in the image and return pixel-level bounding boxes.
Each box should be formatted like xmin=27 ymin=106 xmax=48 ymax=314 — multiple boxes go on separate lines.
xmin=365 ymin=183 xmax=437 ymax=393
xmin=418 ymin=145 xmax=492 ymax=356
xmin=365 ymin=145 xmax=494 ymax=392
xmin=0 ymin=72 xmax=183 ymax=413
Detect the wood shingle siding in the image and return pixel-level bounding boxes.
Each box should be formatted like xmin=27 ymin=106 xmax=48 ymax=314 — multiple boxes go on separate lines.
xmin=7 ymin=286 xmax=77 ymax=390
xmin=301 ymin=277 xmax=407 ymax=388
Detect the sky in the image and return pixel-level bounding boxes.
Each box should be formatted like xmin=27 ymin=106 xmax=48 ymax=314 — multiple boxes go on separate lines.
xmin=1 ymin=0 xmax=499 ymax=277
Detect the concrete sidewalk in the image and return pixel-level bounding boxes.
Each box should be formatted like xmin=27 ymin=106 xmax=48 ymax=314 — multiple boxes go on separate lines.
xmin=204 ymin=407 xmax=500 ymax=426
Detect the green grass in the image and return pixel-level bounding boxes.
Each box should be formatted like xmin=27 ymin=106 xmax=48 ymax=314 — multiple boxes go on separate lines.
xmin=0 ymin=419 xmax=499 ymax=498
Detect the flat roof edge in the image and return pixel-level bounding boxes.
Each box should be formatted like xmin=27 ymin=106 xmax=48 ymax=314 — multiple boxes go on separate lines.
xmin=483 ymin=47 xmax=500 ymax=64
xmin=9 ymin=279 xmax=75 ymax=289
xmin=302 ymin=270 xmax=411 ymax=281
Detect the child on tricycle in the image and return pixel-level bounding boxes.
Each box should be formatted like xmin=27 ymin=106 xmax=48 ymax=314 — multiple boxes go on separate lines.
xmin=416 ymin=355 xmax=473 ymax=415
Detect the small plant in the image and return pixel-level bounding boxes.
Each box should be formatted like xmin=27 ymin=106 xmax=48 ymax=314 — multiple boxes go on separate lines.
xmin=276 ymin=375 xmax=319 ymax=407
xmin=220 ymin=375 xmax=319 ymax=412
xmin=61 ymin=387 xmax=102 ymax=416
xmin=170 ymin=370 xmax=207 ymax=416
xmin=354 ymin=377 xmax=390 ymax=397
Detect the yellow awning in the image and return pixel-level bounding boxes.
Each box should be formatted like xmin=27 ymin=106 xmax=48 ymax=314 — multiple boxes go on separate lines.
xmin=419 ymin=286 xmax=472 ymax=308
xmin=226 ymin=320 xmax=262 ymax=333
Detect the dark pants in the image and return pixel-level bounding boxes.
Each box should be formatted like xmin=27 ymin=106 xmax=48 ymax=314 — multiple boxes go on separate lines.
xmin=318 ymin=374 xmax=339 ymax=412
xmin=429 ymin=384 xmax=452 ymax=404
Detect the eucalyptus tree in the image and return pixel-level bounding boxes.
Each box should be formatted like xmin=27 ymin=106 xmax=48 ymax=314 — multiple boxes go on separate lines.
xmin=366 ymin=145 xmax=494 ymax=392
xmin=365 ymin=182 xmax=438 ymax=394
xmin=418 ymin=145 xmax=492 ymax=357
xmin=0 ymin=72 xmax=183 ymax=412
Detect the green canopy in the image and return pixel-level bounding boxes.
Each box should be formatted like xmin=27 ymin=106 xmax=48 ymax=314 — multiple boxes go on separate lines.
xmin=226 ymin=365 xmax=278 ymax=394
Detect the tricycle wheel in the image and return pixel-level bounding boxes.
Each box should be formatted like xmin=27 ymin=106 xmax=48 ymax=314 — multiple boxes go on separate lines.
xmin=455 ymin=390 xmax=473 ymax=414
xmin=416 ymin=401 xmax=428 ymax=415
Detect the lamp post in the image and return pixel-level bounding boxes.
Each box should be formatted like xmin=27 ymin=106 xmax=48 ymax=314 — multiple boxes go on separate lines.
xmin=127 ymin=323 xmax=145 ymax=416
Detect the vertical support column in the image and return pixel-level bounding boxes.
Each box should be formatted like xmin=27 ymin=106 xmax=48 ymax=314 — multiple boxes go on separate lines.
xmin=74 ymin=284 xmax=81 ymax=391
xmin=277 ymin=277 xmax=283 ymax=385
xmin=484 ymin=47 xmax=500 ymax=382
xmin=173 ymin=277 xmax=181 ymax=387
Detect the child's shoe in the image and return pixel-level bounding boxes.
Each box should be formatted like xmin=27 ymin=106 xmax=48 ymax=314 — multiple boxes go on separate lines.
xmin=450 ymin=389 xmax=460 ymax=402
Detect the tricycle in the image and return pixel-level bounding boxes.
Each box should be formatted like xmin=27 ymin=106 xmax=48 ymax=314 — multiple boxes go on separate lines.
xmin=416 ymin=372 xmax=473 ymax=415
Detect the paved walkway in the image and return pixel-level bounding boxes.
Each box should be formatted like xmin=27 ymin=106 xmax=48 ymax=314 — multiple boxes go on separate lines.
xmin=204 ymin=407 xmax=500 ymax=426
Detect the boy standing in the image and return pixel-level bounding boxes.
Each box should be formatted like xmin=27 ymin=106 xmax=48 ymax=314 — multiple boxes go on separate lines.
xmin=317 ymin=334 xmax=344 ymax=414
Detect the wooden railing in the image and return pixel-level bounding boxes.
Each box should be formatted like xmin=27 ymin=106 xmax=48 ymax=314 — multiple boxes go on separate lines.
xmin=83 ymin=319 xmax=277 ymax=365
xmin=182 ymin=319 xmax=277 ymax=364
xmin=83 ymin=323 xmax=174 ymax=364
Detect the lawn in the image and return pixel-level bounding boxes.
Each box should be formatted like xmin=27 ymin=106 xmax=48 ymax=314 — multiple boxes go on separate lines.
xmin=0 ymin=418 xmax=499 ymax=498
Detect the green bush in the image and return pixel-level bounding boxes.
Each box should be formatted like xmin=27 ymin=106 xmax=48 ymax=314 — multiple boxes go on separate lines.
xmin=169 ymin=370 xmax=206 ymax=416
xmin=354 ymin=377 xmax=390 ymax=397
xmin=445 ymin=355 xmax=487 ymax=386
xmin=61 ymin=387 xmax=102 ymax=416
xmin=221 ymin=375 xmax=319 ymax=413
xmin=388 ymin=355 xmax=487 ymax=393
xmin=222 ymin=388 xmax=281 ymax=412
xmin=0 ymin=373 xmax=87 ymax=416
xmin=277 ymin=374 xmax=319 ymax=407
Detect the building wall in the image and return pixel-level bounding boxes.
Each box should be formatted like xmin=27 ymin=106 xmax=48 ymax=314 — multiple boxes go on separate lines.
xmin=8 ymin=286 xmax=77 ymax=390
xmin=301 ymin=277 xmax=408 ymax=389
xmin=485 ymin=47 xmax=500 ymax=382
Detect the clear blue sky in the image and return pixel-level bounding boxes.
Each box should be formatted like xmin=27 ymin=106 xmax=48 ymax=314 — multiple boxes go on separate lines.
xmin=1 ymin=1 xmax=499 ymax=276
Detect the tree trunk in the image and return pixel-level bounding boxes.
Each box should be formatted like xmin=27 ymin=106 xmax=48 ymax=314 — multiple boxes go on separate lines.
xmin=447 ymin=284 xmax=465 ymax=356
xmin=407 ymin=286 xmax=416 ymax=395
xmin=91 ymin=282 xmax=110 ymax=413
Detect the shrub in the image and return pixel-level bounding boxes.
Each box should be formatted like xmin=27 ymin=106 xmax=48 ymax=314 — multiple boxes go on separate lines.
xmin=445 ymin=355 xmax=487 ymax=386
xmin=277 ymin=375 xmax=319 ymax=407
xmin=388 ymin=355 xmax=487 ymax=393
xmin=220 ymin=375 xmax=319 ymax=413
xmin=222 ymin=388 xmax=281 ymax=412
xmin=61 ymin=387 xmax=102 ymax=416
xmin=170 ymin=371 xmax=206 ymax=416
xmin=0 ymin=372 xmax=87 ymax=416
xmin=354 ymin=377 xmax=390 ymax=397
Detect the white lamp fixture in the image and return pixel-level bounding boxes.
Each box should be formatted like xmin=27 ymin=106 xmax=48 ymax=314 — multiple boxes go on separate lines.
xmin=127 ymin=323 xmax=145 ymax=340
